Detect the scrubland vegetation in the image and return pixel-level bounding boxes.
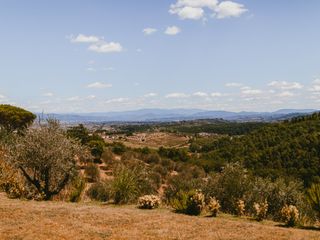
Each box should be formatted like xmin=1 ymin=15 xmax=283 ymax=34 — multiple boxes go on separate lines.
xmin=1 ymin=104 xmax=320 ymax=239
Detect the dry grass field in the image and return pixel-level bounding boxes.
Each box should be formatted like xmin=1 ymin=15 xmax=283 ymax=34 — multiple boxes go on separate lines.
xmin=105 ymin=132 xmax=190 ymax=149
xmin=1 ymin=193 xmax=320 ymax=240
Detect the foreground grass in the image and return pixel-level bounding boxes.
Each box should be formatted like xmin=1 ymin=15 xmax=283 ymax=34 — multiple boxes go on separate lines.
xmin=0 ymin=193 xmax=320 ymax=240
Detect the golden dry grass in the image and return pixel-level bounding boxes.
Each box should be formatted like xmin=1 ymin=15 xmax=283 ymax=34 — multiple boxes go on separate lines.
xmin=0 ymin=193 xmax=320 ymax=240
xmin=105 ymin=132 xmax=189 ymax=149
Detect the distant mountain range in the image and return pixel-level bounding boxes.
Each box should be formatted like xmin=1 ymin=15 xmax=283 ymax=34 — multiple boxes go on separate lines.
xmin=36 ymin=108 xmax=319 ymax=123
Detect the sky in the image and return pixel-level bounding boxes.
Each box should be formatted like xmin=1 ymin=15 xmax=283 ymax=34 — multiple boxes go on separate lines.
xmin=1 ymin=0 xmax=320 ymax=113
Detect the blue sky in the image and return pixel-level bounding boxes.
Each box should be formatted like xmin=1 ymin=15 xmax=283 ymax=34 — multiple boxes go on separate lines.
xmin=1 ymin=0 xmax=320 ymax=113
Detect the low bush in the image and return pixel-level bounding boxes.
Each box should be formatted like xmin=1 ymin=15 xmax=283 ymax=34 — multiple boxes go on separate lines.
xmin=306 ymin=183 xmax=320 ymax=219
xmin=171 ymin=190 xmax=205 ymax=216
xmin=69 ymin=176 xmax=86 ymax=202
xmin=85 ymin=163 xmax=100 ymax=183
xmin=112 ymin=164 xmax=156 ymax=204
xmin=138 ymin=195 xmax=161 ymax=209
xmin=101 ymin=148 xmax=115 ymax=165
xmin=253 ymin=200 xmax=268 ymax=221
xmin=236 ymin=199 xmax=245 ymax=217
xmin=281 ymin=205 xmax=299 ymax=227
xmin=164 ymin=174 xmax=204 ymax=204
xmin=86 ymin=182 xmax=111 ymax=202
xmin=208 ymin=197 xmax=220 ymax=217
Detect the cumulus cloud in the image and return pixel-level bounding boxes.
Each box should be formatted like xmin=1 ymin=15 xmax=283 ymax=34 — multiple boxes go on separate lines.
xmin=241 ymin=86 xmax=262 ymax=95
xmin=87 ymin=82 xmax=112 ymax=89
xmin=85 ymin=95 xmax=96 ymax=100
xmin=268 ymin=81 xmax=303 ymax=90
xmin=169 ymin=0 xmax=247 ymax=21
xmin=88 ymin=42 xmax=123 ymax=53
xmin=69 ymin=34 xmax=100 ymax=43
xmin=278 ymin=91 xmax=295 ymax=98
xmin=144 ymin=93 xmax=158 ymax=97
xmin=211 ymin=92 xmax=223 ymax=97
xmin=165 ymin=26 xmax=181 ymax=35
xmin=143 ymin=28 xmax=157 ymax=35
xmin=170 ymin=6 xmax=204 ymax=20
xmin=165 ymin=92 xmax=189 ymax=98
xmin=214 ymin=1 xmax=248 ymax=19
xmin=69 ymin=34 xmax=123 ymax=54
xmin=193 ymin=91 xmax=208 ymax=97
xmin=105 ymin=98 xmax=129 ymax=104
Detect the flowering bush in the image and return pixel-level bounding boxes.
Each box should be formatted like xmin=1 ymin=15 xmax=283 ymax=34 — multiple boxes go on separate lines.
xmin=281 ymin=205 xmax=299 ymax=227
xmin=186 ymin=190 xmax=205 ymax=216
xmin=208 ymin=197 xmax=220 ymax=217
xmin=253 ymin=200 xmax=268 ymax=221
xmin=138 ymin=195 xmax=161 ymax=209
xmin=236 ymin=199 xmax=245 ymax=217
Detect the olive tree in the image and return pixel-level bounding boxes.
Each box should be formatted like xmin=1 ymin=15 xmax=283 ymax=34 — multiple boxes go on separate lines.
xmin=5 ymin=120 xmax=89 ymax=200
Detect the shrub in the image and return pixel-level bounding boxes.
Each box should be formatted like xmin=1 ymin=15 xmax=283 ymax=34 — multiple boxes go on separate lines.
xmin=112 ymin=164 xmax=155 ymax=204
xmin=85 ymin=163 xmax=100 ymax=183
xmin=101 ymin=148 xmax=115 ymax=164
xmin=203 ymin=163 xmax=251 ymax=214
xmin=69 ymin=176 xmax=86 ymax=202
xmin=144 ymin=153 xmax=161 ymax=164
xmin=306 ymin=183 xmax=320 ymax=219
xmin=0 ymin=159 xmax=28 ymax=199
xmin=138 ymin=195 xmax=161 ymax=209
xmin=164 ymin=174 xmax=204 ymax=204
xmin=171 ymin=190 xmax=205 ymax=216
xmin=111 ymin=142 xmax=126 ymax=155
xmin=253 ymin=200 xmax=268 ymax=221
xmin=208 ymin=197 xmax=220 ymax=217
xmin=86 ymin=182 xmax=110 ymax=202
xmin=236 ymin=199 xmax=245 ymax=217
xmin=281 ymin=205 xmax=299 ymax=227
xmin=88 ymin=140 xmax=105 ymax=163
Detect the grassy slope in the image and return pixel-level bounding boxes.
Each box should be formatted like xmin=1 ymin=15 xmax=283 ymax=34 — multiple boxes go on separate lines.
xmin=0 ymin=193 xmax=320 ymax=240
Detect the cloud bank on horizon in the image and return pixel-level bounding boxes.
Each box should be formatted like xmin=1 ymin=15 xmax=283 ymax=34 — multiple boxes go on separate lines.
xmin=0 ymin=0 xmax=319 ymax=113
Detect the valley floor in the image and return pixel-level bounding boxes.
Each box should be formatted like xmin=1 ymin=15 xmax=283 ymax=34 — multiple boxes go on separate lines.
xmin=0 ymin=193 xmax=320 ymax=240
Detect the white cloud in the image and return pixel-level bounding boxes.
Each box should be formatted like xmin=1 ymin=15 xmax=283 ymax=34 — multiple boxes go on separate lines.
xmin=85 ymin=95 xmax=96 ymax=100
xmin=169 ymin=0 xmax=247 ymax=21
xmin=88 ymin=42 xmax=123 ymax=53
xmin=278 ymin=91 xmax=294 ymax=98
xmin=211 ymin=92 xmax=223 ymax=97
xmin=69 ymin=34 xmax=123 ymax=54
xmin=165 ymin=92 xmax=189 ymax=98
xmin=170 ymin=6 xmax=204 ymax=20
xmin=165 ymin=26 xmax=181 ymax=35
xmin=193 ymin=91 xmax=208 ymax=97
xmin=144 ymin=93 xmax=158 ymax=97
xmin=214 ymin=1 xmax=248 ymax=19
xmin=268 ymin=81 xmax=303 ymax=90
xmin=143 ymin=28 xmax=157 ymax=35
xmin=42 ymin=92 xmax=54 ymax=97
xmin=241 ymin=87 xmax=262 ymax=95
xmin=69 ymin=34 xmax=100 ymax=43
xmin=225 ymin=82 xmax=242 ymax=87
xmin=87 ymin=82 xmax=112 ymax=89
xmin=105 ymin=98 xmax=129 ymax=104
